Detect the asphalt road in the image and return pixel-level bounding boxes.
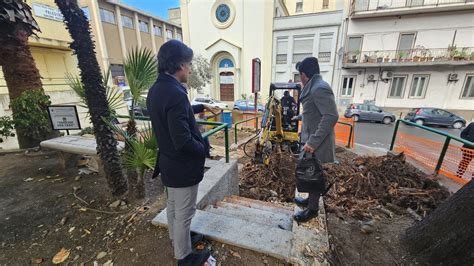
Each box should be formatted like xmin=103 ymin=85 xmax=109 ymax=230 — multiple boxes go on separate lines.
xmin=354 ymin=121 xmax=463 ymax=150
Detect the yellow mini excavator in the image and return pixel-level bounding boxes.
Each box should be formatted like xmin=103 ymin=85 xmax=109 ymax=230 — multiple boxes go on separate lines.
xmin=253 ymin=83 xmax=301 ymax=165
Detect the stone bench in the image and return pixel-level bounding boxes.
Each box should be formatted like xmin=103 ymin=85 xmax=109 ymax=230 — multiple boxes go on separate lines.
xmin=40 ymin=135 xmax=125 ymax=172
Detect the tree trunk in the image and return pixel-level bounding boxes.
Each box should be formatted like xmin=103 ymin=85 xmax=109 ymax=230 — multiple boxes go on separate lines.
xmin=55 ymin=0 xmax=127 ymax=197
xmin=0 ymin=26 xmax=44 ymax=148
xmin=402 ymin=179 xmax=474 ymax=264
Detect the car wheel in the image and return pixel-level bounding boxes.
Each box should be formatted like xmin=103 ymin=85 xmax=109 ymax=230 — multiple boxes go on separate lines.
xmin=415 ymin=119 xmax=424 ymax=126
xmin=382 ymin=117 xmax=392 ymax=125
xmin=452 ymin=121 xmax=464 ymax=129
xmin=352 ymin=115 xmax=359 ymax=122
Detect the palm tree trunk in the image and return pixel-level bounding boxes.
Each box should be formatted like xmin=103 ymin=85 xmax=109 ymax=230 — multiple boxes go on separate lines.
xmin=0 ymin=26 xmax=44 ymax=148
xmin=55 ymin=0 xmax=127 ymax=196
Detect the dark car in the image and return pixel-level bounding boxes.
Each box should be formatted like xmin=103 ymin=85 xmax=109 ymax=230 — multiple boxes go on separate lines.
xmin=344 ymin=103 xmax=396 ymax=124
xmin=404 ymin=108 xmax=466 ymax=129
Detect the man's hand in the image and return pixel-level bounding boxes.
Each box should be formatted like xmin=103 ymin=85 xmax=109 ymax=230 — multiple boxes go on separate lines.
xmin=203 ymin=104 xmax=220 ymax=115
xmin=303 ymin=144 xmax=315 ymax=153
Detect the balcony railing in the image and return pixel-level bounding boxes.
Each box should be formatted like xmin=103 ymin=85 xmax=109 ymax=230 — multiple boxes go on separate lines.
xmin=344 ymin=47 xmax=474 ymax=65
xmin=353 ymin=0 xmax=473 ymax=12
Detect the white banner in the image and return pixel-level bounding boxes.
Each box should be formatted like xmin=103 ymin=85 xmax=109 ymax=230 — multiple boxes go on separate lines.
xmin=32 ymin=3 xmax=64 ymax=22
xmin=220 ymin=75 xmax=234 ymax=84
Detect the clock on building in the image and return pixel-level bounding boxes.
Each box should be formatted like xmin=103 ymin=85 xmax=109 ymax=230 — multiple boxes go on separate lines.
xmin=215 ymin=4 xmax=231 ymax=23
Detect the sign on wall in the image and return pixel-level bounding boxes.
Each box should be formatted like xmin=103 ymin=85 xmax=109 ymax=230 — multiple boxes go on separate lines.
xmin=252 ymin=58 xmax=261 ymax=93
xmin=47 ymin=106 xmax=81 ymax=130
xmin=220 ymin=75 xmax=234 ymax=84
xmin=32 ymin=3 xmax=64 ymax=22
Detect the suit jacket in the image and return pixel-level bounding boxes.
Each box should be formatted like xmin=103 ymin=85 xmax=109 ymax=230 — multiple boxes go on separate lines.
xmin=299 ymin=74 xmax=339 ymax=163
xmin=146 ymin=73 xmax=207 ymax=188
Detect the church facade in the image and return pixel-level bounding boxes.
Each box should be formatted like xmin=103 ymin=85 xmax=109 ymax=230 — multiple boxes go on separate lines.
xmin=180 ymin=0 xmax=286 ymax=101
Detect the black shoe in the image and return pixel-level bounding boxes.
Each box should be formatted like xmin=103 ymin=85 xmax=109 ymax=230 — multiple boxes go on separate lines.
xmin=191 ymin=232 xmax=203 ymax=248
xmin=293 ymin=209 xmax=318 ymax=222
xmin=178 ymin=250 xmax=210 ymax=266
xmin=294 ymin=197 xmax=309 ymax=207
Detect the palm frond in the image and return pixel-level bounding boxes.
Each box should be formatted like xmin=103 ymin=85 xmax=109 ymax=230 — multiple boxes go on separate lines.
xmin=102 ymin=117 xmax=130 ymax=144
xmin=123 ymin=140 xmax=156 ymax=177
xmin=124 ymin=47 xmax=157 ymax=102
xmin=141 ymin=122 xmax=158 ymax=152
xmin=66 ymin=73 xmax=88 ymax=108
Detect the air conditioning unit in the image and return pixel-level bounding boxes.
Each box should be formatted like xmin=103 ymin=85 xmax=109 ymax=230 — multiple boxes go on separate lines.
xmin=381 ymin=71 xmax=393 ymax=80
xmin=367 ymin=74 xmax=376 ymax=81
xmin=448 ymin=73 xmax=458 ymax=81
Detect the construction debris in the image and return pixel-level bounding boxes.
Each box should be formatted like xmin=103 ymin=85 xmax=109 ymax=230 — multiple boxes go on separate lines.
xmin=324 ymin=153 xmax=450 ymax=220
xmin=240 ymin=150 xmax=296 ymax=202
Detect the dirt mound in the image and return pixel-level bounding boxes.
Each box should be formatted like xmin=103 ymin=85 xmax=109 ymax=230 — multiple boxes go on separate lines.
xmin=324 ymin=153 xmax=450 ymax=220
xmin=240 ymin=150 xmax=296 ymax=202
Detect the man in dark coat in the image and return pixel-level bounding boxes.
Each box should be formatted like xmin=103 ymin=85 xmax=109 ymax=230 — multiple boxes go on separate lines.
xmin=147 ymin=40 xmax=212 ymax=265
xmin=293 ymin=57 xmax=339 ymax=222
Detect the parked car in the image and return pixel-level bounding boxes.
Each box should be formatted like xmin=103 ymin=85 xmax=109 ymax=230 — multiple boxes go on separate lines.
xmin=344 ymin=103 xmax=396 ymax=124
xmin=233 ymin=99 xmax=265 ymax=112
xmin=404 ymin=108 xmax=466 ymax=129
xmin=191 ymin=96 xmax=228 ymax=109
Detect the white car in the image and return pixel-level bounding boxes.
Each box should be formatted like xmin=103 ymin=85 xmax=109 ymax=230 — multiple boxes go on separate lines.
xmin=191 ymin=97 xmax=228 ymax=109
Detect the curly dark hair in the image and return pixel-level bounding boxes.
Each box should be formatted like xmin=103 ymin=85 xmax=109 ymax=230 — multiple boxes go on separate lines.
xmin=157 ymin=40 xmax=193 ymax=74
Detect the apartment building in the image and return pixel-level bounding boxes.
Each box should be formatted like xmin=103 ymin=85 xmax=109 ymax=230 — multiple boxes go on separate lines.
xmin=336 ymin=0 xmax=474 ymax=119
xmin=284 ymin=0 xmax=339 ymax=15
xmin=79 ymin=0 xmax=182 ymax=85
xmin=272 ymin=8 xmax=344 ymax=87
xmin=168 ymin=7 xmax=181 ymax=25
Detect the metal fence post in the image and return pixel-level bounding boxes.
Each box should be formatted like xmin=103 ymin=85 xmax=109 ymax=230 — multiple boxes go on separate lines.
xmin=435 ymin=137 xmax=451 ymax=175
xmin=347 ymin=124 xmax=353 ymax=148
xmin=224 ymin=125 xmax=229 ymax=163
xmin=389 ymin=119 xmax=401 ymax=151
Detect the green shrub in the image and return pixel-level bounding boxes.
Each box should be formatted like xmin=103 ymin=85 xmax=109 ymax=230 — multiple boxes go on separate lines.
xmin=10 ymin=90 xmax=53 ymax=143
xmin=0 ymin=116 xmax=15 ymax=143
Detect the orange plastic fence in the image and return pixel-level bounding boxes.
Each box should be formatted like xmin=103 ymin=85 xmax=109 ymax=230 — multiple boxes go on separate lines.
xmin=335 ymin=118 xmax=355 ymax=148
xmin=394 ymin=132 xmax=472 ymax=184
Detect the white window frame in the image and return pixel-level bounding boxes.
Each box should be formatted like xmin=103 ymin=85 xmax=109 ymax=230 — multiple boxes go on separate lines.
xmin=409 ymin=74 xmax=430 ymax=99
xmin=153 ymin=25 xmax=162 ymax=36
xmin=139 ymin=20 xmax=149 ymax=33
xmin=388 ymin=75 xmax=408 ymax=98
xmin=166 ymin=29 xmax=173 ymax=39
xmin=176 ymin=32 xmax=183 ymax=41
xmin=460 ymin=74 xmax=474 ymax=99
xmin=318 ymin=33 xmax=333 ymax=63
xmin=276 ymin=37 xmax=288 ymax=64
xmin=292 ymin=35 xmax=314 ymax=63
xmin=322 ymin=0 xmax=329 ymax=9
xmin=397 ymin=32 xmax=416 ymax=52
xmin=99 ymin=8 xmax=116 ymax=24
xmin=340 ymin=76 xmax=356 ymax=97
xmin=296 ymin=1 xmax=303 ymax=13
xmin=121 ymin=15 xmax=133 ymax=29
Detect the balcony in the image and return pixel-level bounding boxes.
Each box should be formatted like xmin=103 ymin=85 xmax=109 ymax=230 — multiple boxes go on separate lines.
xmin=343 ymin=47 xmax=474 ymax=68
xmin=351 ymin=0 xmax=474 ymax=18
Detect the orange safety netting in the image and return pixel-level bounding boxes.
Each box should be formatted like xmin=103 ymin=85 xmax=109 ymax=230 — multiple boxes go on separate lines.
xmin=394 ymin=132 xmax=472 ymax=184
xmin=335 ymin=118 xmax=355 ymax=148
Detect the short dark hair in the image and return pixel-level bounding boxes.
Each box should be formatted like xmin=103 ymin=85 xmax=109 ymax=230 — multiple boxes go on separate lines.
xmin=158 ymin=40 xmax=193 ymax=74
xmin=296 ymin=57 xmax=320 ymax=78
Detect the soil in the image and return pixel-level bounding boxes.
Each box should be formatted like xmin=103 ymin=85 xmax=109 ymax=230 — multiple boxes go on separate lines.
xmin=237 ymin=146 xmax=451 ymax=265
xmin=0 ymin=151 xmax=286 ymax=265
xmin=208 ymin=128 xmax=257 ymax=147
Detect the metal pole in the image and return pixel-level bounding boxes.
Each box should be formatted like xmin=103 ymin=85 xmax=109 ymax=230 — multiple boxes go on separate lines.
xmin=347 ymin=125 xmax=353 ymax=148
xmin=435 ymin=137 xmax=451 ymax=175
xmin=224 ymin=125 xmax=229 ymax=163
xmin=234 ymin=123 xmax=238 ymax=144
xmin=389 ymin=119 xmax=401 ymax=151
xmin=256 ymin=116 xmax=259 ymax=134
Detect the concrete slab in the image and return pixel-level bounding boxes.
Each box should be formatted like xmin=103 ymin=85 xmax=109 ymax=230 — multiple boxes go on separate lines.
xmin=223 ymin=195 xmax=294 ymax=215
xmin=289 ymin=191 xmax=330 ymax=265
xmin=205 ymin=200 xmax=293 ymax=231
xmin=40 ymin=135 xmax=124 ymax=155
xmin=154 ymin=209 xmax=293 ymax=261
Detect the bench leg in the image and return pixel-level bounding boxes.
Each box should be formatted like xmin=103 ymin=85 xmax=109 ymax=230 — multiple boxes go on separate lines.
xmin=57 ymin=151 xmax=67 ymax=170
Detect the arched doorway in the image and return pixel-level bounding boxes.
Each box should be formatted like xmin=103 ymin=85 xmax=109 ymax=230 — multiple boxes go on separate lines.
xmin=218 ymin=58 xmax=235 ymax=101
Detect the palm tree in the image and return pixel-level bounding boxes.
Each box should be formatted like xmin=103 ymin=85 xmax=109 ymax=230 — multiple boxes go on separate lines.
xmin=55 ymin=0 xmax=127 ymax=196
xmin=122 ymin=48 xmax=157 ymax=198
xmin=0 ymin=0 xmax=44 ymax=148
xmin=123 ymin=48 xmax=157 ymax=125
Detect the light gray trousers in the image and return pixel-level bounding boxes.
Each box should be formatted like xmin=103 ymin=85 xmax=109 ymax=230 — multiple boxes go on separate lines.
xmin=166 ymin=184 xmax=199 ymax=260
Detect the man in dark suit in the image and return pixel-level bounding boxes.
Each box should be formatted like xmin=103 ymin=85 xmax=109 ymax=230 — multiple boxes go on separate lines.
xmin=293 ymin=57 xmax=339 ymax=222
xmin=147 ymin=40 xmax=212 ymax=265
